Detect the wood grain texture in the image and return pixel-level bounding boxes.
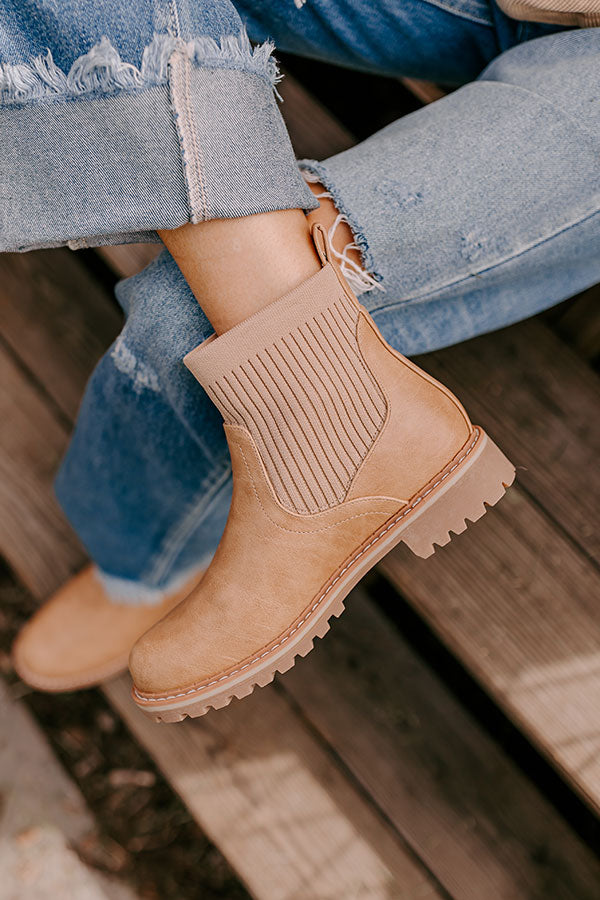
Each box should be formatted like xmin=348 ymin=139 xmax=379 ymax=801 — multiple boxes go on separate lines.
xmin=0 ymin=679 xmax=137 ymax=900
xmin=399 ymin=78 xmax=447 ymax=105
xmin=0 ymin=251 xmax=121 ymax=421
xmin=380 ymin=484 xmax=600 ymax=813
xmin=282 ymin=587 xmax=600 ymax=900
xmin=105 ymin=676 xmax=438 ymax=900
xmin=416 ymin=319 xmax=600 ymax=563
xmin=0 ymin=349 xmax=85 ymax=598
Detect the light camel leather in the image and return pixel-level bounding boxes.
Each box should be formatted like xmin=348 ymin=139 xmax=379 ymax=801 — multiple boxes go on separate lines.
xmin=12 ymin=565 xmax=198 ymax=692
xmin=130 ymin=426 xmax=403 ymax=694
xmin=130 ymin=225 xmax=476 ymax=700
xmin=497 ymin=0 xmax=600 ymax=26
xmin=346 ymin=313 xmax=470 ymax=501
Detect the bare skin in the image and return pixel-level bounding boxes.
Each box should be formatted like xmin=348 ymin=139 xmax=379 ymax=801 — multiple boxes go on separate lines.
xmin=158 ymin=181 xmax=359 ymax=335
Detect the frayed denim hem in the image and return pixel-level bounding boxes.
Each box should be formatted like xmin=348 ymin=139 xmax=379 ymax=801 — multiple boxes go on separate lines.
xmin=0 ymin=28 xmax=317 ymax=252
xmin=301 ymin=168 xmax=384 ymax=297
xmin=299 ymin=159 xmax=383 ymax=288
xmin=96 ymin=558 xmax=209 ymax=606
xmin=0 ymin=31 xmax=281 ymax=107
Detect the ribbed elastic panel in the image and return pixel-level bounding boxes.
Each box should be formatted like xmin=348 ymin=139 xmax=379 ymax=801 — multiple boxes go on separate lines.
xmin=184 ymin=264 xmax=387 ymax=515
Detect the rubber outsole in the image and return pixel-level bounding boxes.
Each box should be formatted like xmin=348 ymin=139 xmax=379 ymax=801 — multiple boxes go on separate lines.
xmin=133 ymin=428 xmax=515 ymax=723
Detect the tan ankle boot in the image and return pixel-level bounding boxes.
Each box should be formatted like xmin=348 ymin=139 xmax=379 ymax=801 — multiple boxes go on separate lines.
xmin=12 ymin=566 xmax=199 ymax=692
xmin=130 ymin=225 xmax=514 ymax=722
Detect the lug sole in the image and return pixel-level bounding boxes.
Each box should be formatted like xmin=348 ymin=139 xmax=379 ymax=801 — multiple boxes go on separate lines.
xmin=133 ymin=428 xmax=515 ymax=723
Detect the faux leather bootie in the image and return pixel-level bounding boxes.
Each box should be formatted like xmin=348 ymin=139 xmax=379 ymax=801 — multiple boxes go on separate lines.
xmin=13 ymin=565 xmax=198 ymax=692
xmin=130 ymin=224 xmax=514 ymax=721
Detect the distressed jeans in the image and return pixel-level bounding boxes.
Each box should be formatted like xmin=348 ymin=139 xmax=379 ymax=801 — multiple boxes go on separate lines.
xmin=1 ymin=2 xmax=599 ymax=600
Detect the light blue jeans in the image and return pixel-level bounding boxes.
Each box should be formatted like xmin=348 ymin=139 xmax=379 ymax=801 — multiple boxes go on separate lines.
xmin=2 ymin=2 xmax=599 ymax=600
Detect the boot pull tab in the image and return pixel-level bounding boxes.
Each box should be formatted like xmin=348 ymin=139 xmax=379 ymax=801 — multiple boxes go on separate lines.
xmin=311 ymin=223 xmax=331 ymax=267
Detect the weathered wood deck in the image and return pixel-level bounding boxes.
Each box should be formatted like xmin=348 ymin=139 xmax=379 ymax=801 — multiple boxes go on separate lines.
xmin=1 ymin=73 xmax=599 ymax=899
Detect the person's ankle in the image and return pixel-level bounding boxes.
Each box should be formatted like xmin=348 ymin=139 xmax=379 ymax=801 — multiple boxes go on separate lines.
xmin=159 ymin=209 xmax=321 ymax=335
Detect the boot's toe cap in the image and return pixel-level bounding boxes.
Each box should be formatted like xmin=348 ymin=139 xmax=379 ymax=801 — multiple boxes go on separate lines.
xmin=129 ymin=626 xmax=167 ymax=695
xmin=128 ymin=610 xmax=209 ymax=696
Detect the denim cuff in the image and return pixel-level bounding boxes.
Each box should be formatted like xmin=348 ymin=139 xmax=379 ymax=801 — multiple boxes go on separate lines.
xmin=0 ymin=32 xmax=318 ymax=252
xmin=96 ymin=561 xmax=209 ymax=606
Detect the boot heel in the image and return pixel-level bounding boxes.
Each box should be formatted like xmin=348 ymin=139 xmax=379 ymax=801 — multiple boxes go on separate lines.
xmin=401 ymin=429 xmax=515 ymax=559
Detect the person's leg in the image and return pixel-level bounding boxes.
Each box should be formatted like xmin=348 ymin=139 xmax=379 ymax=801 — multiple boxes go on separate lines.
xmin=55 ymin=4 xmax=595 ymax=602
xmin=6 ymin=0 xmax=319 ymax=690
xmin=299 ymin=26 xmax=600 ymax=354
xmin=0 ymin=0 xmax=317 ymax=253
xmin=129 ymin=3 xmax=575 ymax=717
xmin=14 ymin=247 xmax=234 ymax=691
xmin=11 ymin=0 xmax=491 ymax=692
xmin=159 ymin=0 xmax=514 ymax=334
xmin=127 ymin=17 xmax=600 ymax=716
xmin=158 ymin=0 xmax=570 ymax=340
xmin=159 ymin=210 xmax=320 ymax=334
xmin=16 ymin=3 xmax=595 ymax=694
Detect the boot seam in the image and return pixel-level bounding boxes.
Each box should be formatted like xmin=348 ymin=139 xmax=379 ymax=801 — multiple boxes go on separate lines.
xmin=237 ymin=436 xmax=399 ymax=534
xmin=360 ymin=310 xmax=472 ymax=434
xmin=134 ymin=427 xmax=481 ymax=702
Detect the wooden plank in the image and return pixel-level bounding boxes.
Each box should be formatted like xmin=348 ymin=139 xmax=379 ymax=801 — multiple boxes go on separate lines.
xmin=95 ymin=244 xmax=161 ymax=281
xmin=380 ymin=484 xmax=600 ymax=813
xmin=0 ymin=349 xmax=85 ymax=598
xmin=282 ymin=586 xmax=600 ymax=900
xmin=0 ymin=251 xmax=121 ymax=421
xmin=0 ymin=679 xmax=95 ymax=848
xmin=105 ymin=677 xmax=437 ymax=900
xmin=417 ymin=320 xmax=600 ymax=563
xmin=400 ymin=78 xmax=447 ymax=105
xmin=0 ymin=249 xmax=114 ymax=596
xmin=0 ymin=679 xmax=138 ymax=900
